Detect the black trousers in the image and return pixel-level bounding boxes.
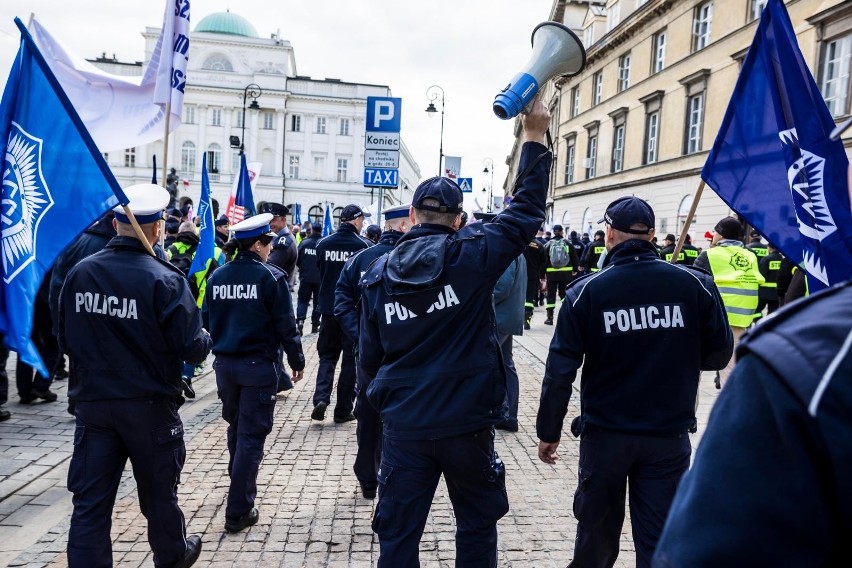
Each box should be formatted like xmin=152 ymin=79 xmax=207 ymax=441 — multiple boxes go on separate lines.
xmin=569 ymin=428 xmax=691 ymax=568
xmin=313 ymin=314 xmax=356 ymax=418
xmin=353 ymin=365 xmax=382 ymax=490
xmin=296 ymin=281 xmax=321 ymax=326
xmin=546 ymin=279 xmax=569 ymax=310
xmin=16 ymin=299 xmax=59 ymax=399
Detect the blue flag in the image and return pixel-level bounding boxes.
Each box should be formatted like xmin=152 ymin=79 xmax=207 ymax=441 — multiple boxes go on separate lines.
xmin=294 ymin=203 xmax=302 ymax=226
xmin=701 ymin=0 xmax=852 ymax=292
xmin=235 ymin=154 xmax=256 ymax=219
xmin=322 ymin=203 xmax=334 ymax=237
xmin=188 ymin=154 xmax=214 ymax=277
xmin=0 ymin=18 xmax=126 ymax=375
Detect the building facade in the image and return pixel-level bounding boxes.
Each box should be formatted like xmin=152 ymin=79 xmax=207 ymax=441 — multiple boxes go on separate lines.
xmin=96 ymin=11 xmax=421 ymax=226
xmin=505 ymin=0 xmax=851 ymax=243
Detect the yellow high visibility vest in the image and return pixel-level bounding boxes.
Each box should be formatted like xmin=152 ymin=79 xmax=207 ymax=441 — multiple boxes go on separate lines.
xmin=706 ymin=245 xmax=764 ymax=327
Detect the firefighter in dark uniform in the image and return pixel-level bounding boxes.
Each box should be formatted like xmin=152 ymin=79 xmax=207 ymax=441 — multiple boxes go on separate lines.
xmin=580 ymin=229 xmax=606 ymax=272
xmin=659 ymin=233 xmax=690 ymax=264
xmin=681 ymin=234 xmax=699 ymax=265
xmin=58 ymin=184 xmax=211 ymax=568
xmin=756 ymin=243 xmax=782 ymax=319
xmin=536 ymin=196 xmax=733 ymax=568
xmin=522 ymin=236 xmax=547 ymax=330
xmin=295 ymin=222 xmax=323 ymax=335
xmin=202 ymin=213 xmax=305 ymax=533
xmin=262 ymin=203 xmax=298 ymax=288
xmin=543 ymin=225 xmax=579 ymax=325
xmin=312 ymin=204 xmax=370 ymax=422
xmin=654 ymin=280 xmax=852 ymax=567
xmin=335 ymin=203 xmax=410 ymax=500
xmin=358 ymin=99 xmax=551 ymax=567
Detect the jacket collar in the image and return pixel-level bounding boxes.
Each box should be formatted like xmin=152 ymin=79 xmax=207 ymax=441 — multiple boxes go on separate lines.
xmin=235 ymin=250 xmax=263 ymax=262
xmin=379 ymin=230 xmax=404 ymax=246
xmin=106 ymin=236 xmax=153 ymax=252
xmin=396 ymin=223 xmax=455 ymax=246
xmin=176 ymin=231 xmax=200 ymax=246
xmin=603 ymin=238 xmax=660 ymax=267
xmin=336 ymin=222 xmax=360 ymax=236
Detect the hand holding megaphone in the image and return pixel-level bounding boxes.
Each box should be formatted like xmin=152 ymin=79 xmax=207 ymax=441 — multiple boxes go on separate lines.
xmin=493 ymin=22 xmax=587 ymax=120
xmin=521 ymin=96 xmax=549 ymax=145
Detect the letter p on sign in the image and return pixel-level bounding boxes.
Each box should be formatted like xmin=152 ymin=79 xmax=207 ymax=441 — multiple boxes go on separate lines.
xmin=366 ymin=97 xmax=402 ymax=133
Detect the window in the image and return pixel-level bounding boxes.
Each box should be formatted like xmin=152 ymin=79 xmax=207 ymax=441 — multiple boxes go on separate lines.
xmin=339 ymin=118 xmax=350 ymax=136
xmin=313 ymin=156 xmax=325 ymax=179
xmin=289 ymin=155 xmax=300 ymax=179
xmin=124 ymin=148 xmax=135 ymax=168
xmin=685 ymin=93 xmax=705 ymax=154
xmin=585 ymin=123 xmax=599 ymax=179
xmin=308 ymin=205 xmax=323 ymax=225
xmin=181 ymin=141 xmax=196 ymax=173
xmin=336 ymin=158 xmax=348 ymax=182
xmin=692 ymin=1 xmax=713 ymax=52
xmin=207 ymin=143 xmax=221 ymax=173
xmin=652 ymin=30 xmax=667 ymax=74
xmin=644 ymin=111 xmax=660 ymax=164
xmin=235 ymin=111 xmax=243 ymax=129
xmin=570 ymin=87 xmax=580 ymax=118
xmin=610 ymin=109 xmax=628 ymax=173
xmin=184 ymin=105 xmax=195 ymax=124
xmin=210 ymin=108 xmax=222 ymax=127
xmin=617 ymin=53 xmax=631 ymax=92
xmin=821 ymin=34 xmax=852 ymax=117
xmin=584 ymin=26 xmax=595 ymax=48
xmin=564 ymin=136 xmax=576 ymax=184
xmin=201 ymin=54 xmax=233 ymax=72
xmin=291 ymin=115 xmax=302 ymax=132
xmin=316 ymin=116 xmax=327 ymax=134
xmin=231 ymin=151 xmax=241 ymax=173
xmin=332 ymin=206 xmax=344 ymax=225
xmin=262 ymin=111 xmax=274 ymax=130
xmin=592 ymin=72 xmax=603 ymax=106
xmin=748 ymin=0 xmax=768 ymax=22
xmin=608 ymin=3 xmax=621 ymax=31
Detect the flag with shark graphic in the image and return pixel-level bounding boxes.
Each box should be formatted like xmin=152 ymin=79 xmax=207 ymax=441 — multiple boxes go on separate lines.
xmin=700 ymin=0 xmax=852 ymax=292
xmin=0 ymin=18 xmax=126 ymax=376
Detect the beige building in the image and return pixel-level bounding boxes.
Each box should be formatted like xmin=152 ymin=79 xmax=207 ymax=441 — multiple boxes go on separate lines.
xmin=505 ymin=0 xmax=851 ymax=243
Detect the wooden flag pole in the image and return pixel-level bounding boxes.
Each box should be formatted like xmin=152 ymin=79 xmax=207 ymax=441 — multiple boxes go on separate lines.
xmin=158 ymin=98 xmax=173 ymax=249
xmin=123 ymin=205 xmax=157 ymax=257
xmin=669 ymin=179 xmax=706 ymax=264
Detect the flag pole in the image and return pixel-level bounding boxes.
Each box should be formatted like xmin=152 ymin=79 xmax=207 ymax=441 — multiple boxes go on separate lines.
xmin=123 ymin=205 xmax=157 ymax=257
xmin=669 ymin=179 xmax=706 ymax=263
xmin=158 ymin=98 xmax=172 ymax=249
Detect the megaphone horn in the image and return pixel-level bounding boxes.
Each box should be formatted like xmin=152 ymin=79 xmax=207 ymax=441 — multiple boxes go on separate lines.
xmin=493 ymin=22 xmax=587 ymax=120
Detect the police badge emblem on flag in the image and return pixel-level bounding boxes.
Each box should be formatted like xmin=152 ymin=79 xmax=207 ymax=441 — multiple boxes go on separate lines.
xmin=2 ymin=122 xmax=54 ymax=283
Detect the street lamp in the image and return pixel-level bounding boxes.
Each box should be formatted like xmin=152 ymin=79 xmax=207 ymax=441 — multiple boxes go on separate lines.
xmin=425 ymin=85 xmax=445 ymax=177
xmin=482 ymin=157 xmax=495 ymax=213
xmin=238 ymin=83 xmax=262 ymax=156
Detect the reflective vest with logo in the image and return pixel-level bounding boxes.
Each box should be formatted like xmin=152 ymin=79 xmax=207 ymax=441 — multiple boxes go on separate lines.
xmin=167 ymin=241 xmax=224 ymax=308
xmin=707 ymin=245 xmax=764 ymax=327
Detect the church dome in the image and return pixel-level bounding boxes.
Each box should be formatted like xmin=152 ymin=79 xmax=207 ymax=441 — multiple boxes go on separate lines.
xmin=194 ymin=11 xmax=259 ymax=38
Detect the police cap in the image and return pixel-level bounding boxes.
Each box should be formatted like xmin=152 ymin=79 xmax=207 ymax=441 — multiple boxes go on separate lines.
xmin=412 ymin=177 xmax=464 ymax=214
xmin=113 ymin=184 xmax=170 ymax=225
xmin=340 ymin=204 xmax=369 ymax=222
xmin=382 ymin=203 xmax=410 ymax=221
xmin=215 ymin=215 xmax=230 ymax=227
xmin=260 ymin=202 xmax=289 ymax=217
xmin=231 ymin=213 xmax=277 ymax=239
xmin=599 ymin=196 xmax=655 ymax=235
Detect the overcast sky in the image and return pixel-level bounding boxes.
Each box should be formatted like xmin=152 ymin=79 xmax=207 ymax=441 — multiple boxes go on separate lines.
xmin=0 ymin=0 xmax=555 ymax=210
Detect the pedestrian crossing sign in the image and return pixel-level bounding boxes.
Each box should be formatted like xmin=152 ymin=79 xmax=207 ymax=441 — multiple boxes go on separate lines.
xmin=458 ymin=177 xmax=473 ymax=193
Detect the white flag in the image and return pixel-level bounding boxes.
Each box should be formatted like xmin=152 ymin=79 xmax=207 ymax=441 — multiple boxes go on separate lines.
xmin=27 ymin=0 xmax=189 ymax=151
xmin=443 ymin=156 xmax=461 ymax=180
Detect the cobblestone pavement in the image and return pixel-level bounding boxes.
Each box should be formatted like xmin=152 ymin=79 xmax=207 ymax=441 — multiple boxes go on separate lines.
xmin=0 ymin=307 xmax=722 ymax=567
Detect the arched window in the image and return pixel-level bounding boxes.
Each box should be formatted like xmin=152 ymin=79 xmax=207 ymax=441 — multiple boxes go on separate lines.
xmin=561 ymin=211 xmax=570 ymax=226
xmin=308 ymin=205 xmax=324 ymax=225
xmin=582 ymin=208 xmax=594 ymax=235
xmin=678 ymin=194 xmax=693 ymax=232
xmin=206 ymin=143 xmax=221 ymax=173
xmin=201 ymin=54 xmax=233 ymax=72
xmin=181 ymin=141 xmax=196 ymax=175
xmin=332 ymin=206 xmax=343 ymax=225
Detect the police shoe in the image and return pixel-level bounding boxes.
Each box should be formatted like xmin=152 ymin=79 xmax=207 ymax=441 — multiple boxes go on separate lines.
xmin=31 ymin=388 xmax=58 ymax=402
xmin=311 ymin=401 xmax=327 ymax=421
xmin=0 ymin=407 xmax=10 ymax=422
xmin=544 ymin=317 xmax=553 ymax=325
xmin=297 ymin=321 xmax=304 ymax=336
xmin=311 ymin=322 xmax=320 ymax=334
xmin=172 ymin=534 xmax=202 ymax=568
xmin=360 ymin=484 xmax=377 ymax=500
xmin=181 ymin=378 xmax=196 ymax=399
xmin=524 ymin=318 xmax=531 ymax=330
xmin=334 ymin=413 xmax=355 ymax=424
xmin=224 ymin=507 xmax=259 ymax=533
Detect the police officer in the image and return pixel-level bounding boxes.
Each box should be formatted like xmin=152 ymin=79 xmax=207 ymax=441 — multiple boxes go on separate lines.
xmin=296 ymin=222 xmax=323 ymax=335
xmin=757 ymin=244 xmax=783 ymax=316
xmin=262 ymin=203 xmax=298 ymax=289
xmin=536 ymin=196 xmax=733 ymax=568
xmin=202 ymin=213 xmax=305 ymax=533
xmin=335 ymin=203 xmax=410 ymax=500
xmin=745 ymin=228 xmax=769 ymax=260
xmin=653 ymin=280 xmax=852 ymax=566
xmin=659 ymin=233 xmax=689 ymax=264
xmin=580 ymin=229 xmax=606 ymax=272
xmin=543 ymin=225 xmax=579 ymax=325
xmin=311 ymin=204 xmax=370 ymax=422
xmin=358 ymin=98 xmax=551 ymax=567
xmin=681 ymin=233 xmax=700 ymax=265
xmin=522 ymin=235 xmax=547 ymax=330
xmin=58 ymin=184 xmax=211 ymax=568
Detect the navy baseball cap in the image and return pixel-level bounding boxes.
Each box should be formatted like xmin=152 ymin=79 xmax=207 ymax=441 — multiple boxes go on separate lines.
xmin=552 ymin=225 xmax=563 ymax=232
xmin=599 ymin=196 xmax=655 ymax=235
xmin=412 ymin=177 xmax=464 ymax=214
xmin=311 ymin=222 xmax=322 ymax=232
xmin=340 ymin=204 xmax=369 ymax=222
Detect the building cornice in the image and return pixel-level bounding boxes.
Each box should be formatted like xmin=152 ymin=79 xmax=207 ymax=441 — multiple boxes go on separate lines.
xmin=584 ymin=0 xmax=678 ymax=67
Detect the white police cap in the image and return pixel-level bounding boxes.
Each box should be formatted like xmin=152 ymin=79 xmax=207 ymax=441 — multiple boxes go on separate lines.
xmin=382 ymin=203 xmax=411 ymax=221
xmin=112 ymin=184 xmax=170 ymax=224
xmin=230 ymin=213 xmax=277 ymax=239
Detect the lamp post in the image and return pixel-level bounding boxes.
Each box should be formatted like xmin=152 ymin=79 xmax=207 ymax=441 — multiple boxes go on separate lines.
xmin=239 ymin=83 xmax=262 ymax=156
xmin=482 ymin=157 xmax=495 ymax=213
xmin=425 ymin=85 xmax=445 ymax=177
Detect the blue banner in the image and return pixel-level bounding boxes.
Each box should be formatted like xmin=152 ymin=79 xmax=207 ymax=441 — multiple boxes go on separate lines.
xmin=294 ymin=203 xmax=302 ymax=226
xmin=188 ymin=154 xmax=214 ymax=277
xmin=322 ymin=204 xmax=334 ymax=237
xmin=701 ymin=0 xmax=852 ymax=292
xmin=235 ymin=154 xmax=256 ymax=218
xmin=0 ymin=19 xmax=126 ymax=375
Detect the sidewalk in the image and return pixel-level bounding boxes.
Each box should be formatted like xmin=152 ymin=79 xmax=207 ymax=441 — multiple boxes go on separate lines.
xmin=0 ymin=307 xmax=722 ymax=567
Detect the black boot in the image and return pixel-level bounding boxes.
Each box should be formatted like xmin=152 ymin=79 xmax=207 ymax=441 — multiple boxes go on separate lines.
xmin=544 ymin=309 xmax=554 ymax=325
xmin=296 ymin=319 xmax=304 ymax=336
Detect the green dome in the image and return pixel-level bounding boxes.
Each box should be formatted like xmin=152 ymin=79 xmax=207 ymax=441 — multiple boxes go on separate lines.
xmin=194 ymin=11 xmax=259 ymax=38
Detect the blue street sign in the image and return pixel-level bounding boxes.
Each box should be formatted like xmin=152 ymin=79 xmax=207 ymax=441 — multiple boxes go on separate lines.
xmin=366 ymin=97 xmax=402 ymax=132
xmin=364 ymin=167 xmax=399 ymax=188
xmin=457 ymin=177 xmax=473 ymax=193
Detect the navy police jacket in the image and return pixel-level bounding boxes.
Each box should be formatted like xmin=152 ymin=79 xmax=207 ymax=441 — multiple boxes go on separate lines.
xmin=358 ymin=141 xmax=551 ymax=440
xmin=268 ymin=226 xmax=298 ymax=280
xmin=537 ymin=239 xmax=733 ymax=442
xmin=654 ymin=281 xmax=852 ymax=567
xmin=59 ymin=236 xmax=212 ymax=401
xmin=334 ymin=230 xmax=404 ymax=344
xmin=202 ymin=250 xmax=305 ymax=371
xmin=315 ymin=223 xmax=369 ymax=314
xmin=296 ymin=233 xmax=321 ymax=284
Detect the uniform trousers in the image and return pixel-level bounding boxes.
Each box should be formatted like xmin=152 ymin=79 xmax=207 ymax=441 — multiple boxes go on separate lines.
xmin=525 ymin=278 xmax=539 ymax=319
xmin=296 ymin=280 xmax=321 ymax=327
xmin=498 ymin=335 xmax=519 ymax=429
xmin=546 ymin=273 xmax=573 ymax=310
xmin=353 ymin=365 xmax=382 ymax=491
xmin=570 ymin=427 xmax=691 ymax=568
xmin=214 ymin=355 xmax=279 ymax=520
xmin=16 ymin=299 xmax=58 ymax=399
xmin=373 ymin=428 xmax=509 ymax=568
xmin=68 ymin=399 xmax=187 ymax=568
xmin=313 ymin=314 xmax=356 ymax=418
